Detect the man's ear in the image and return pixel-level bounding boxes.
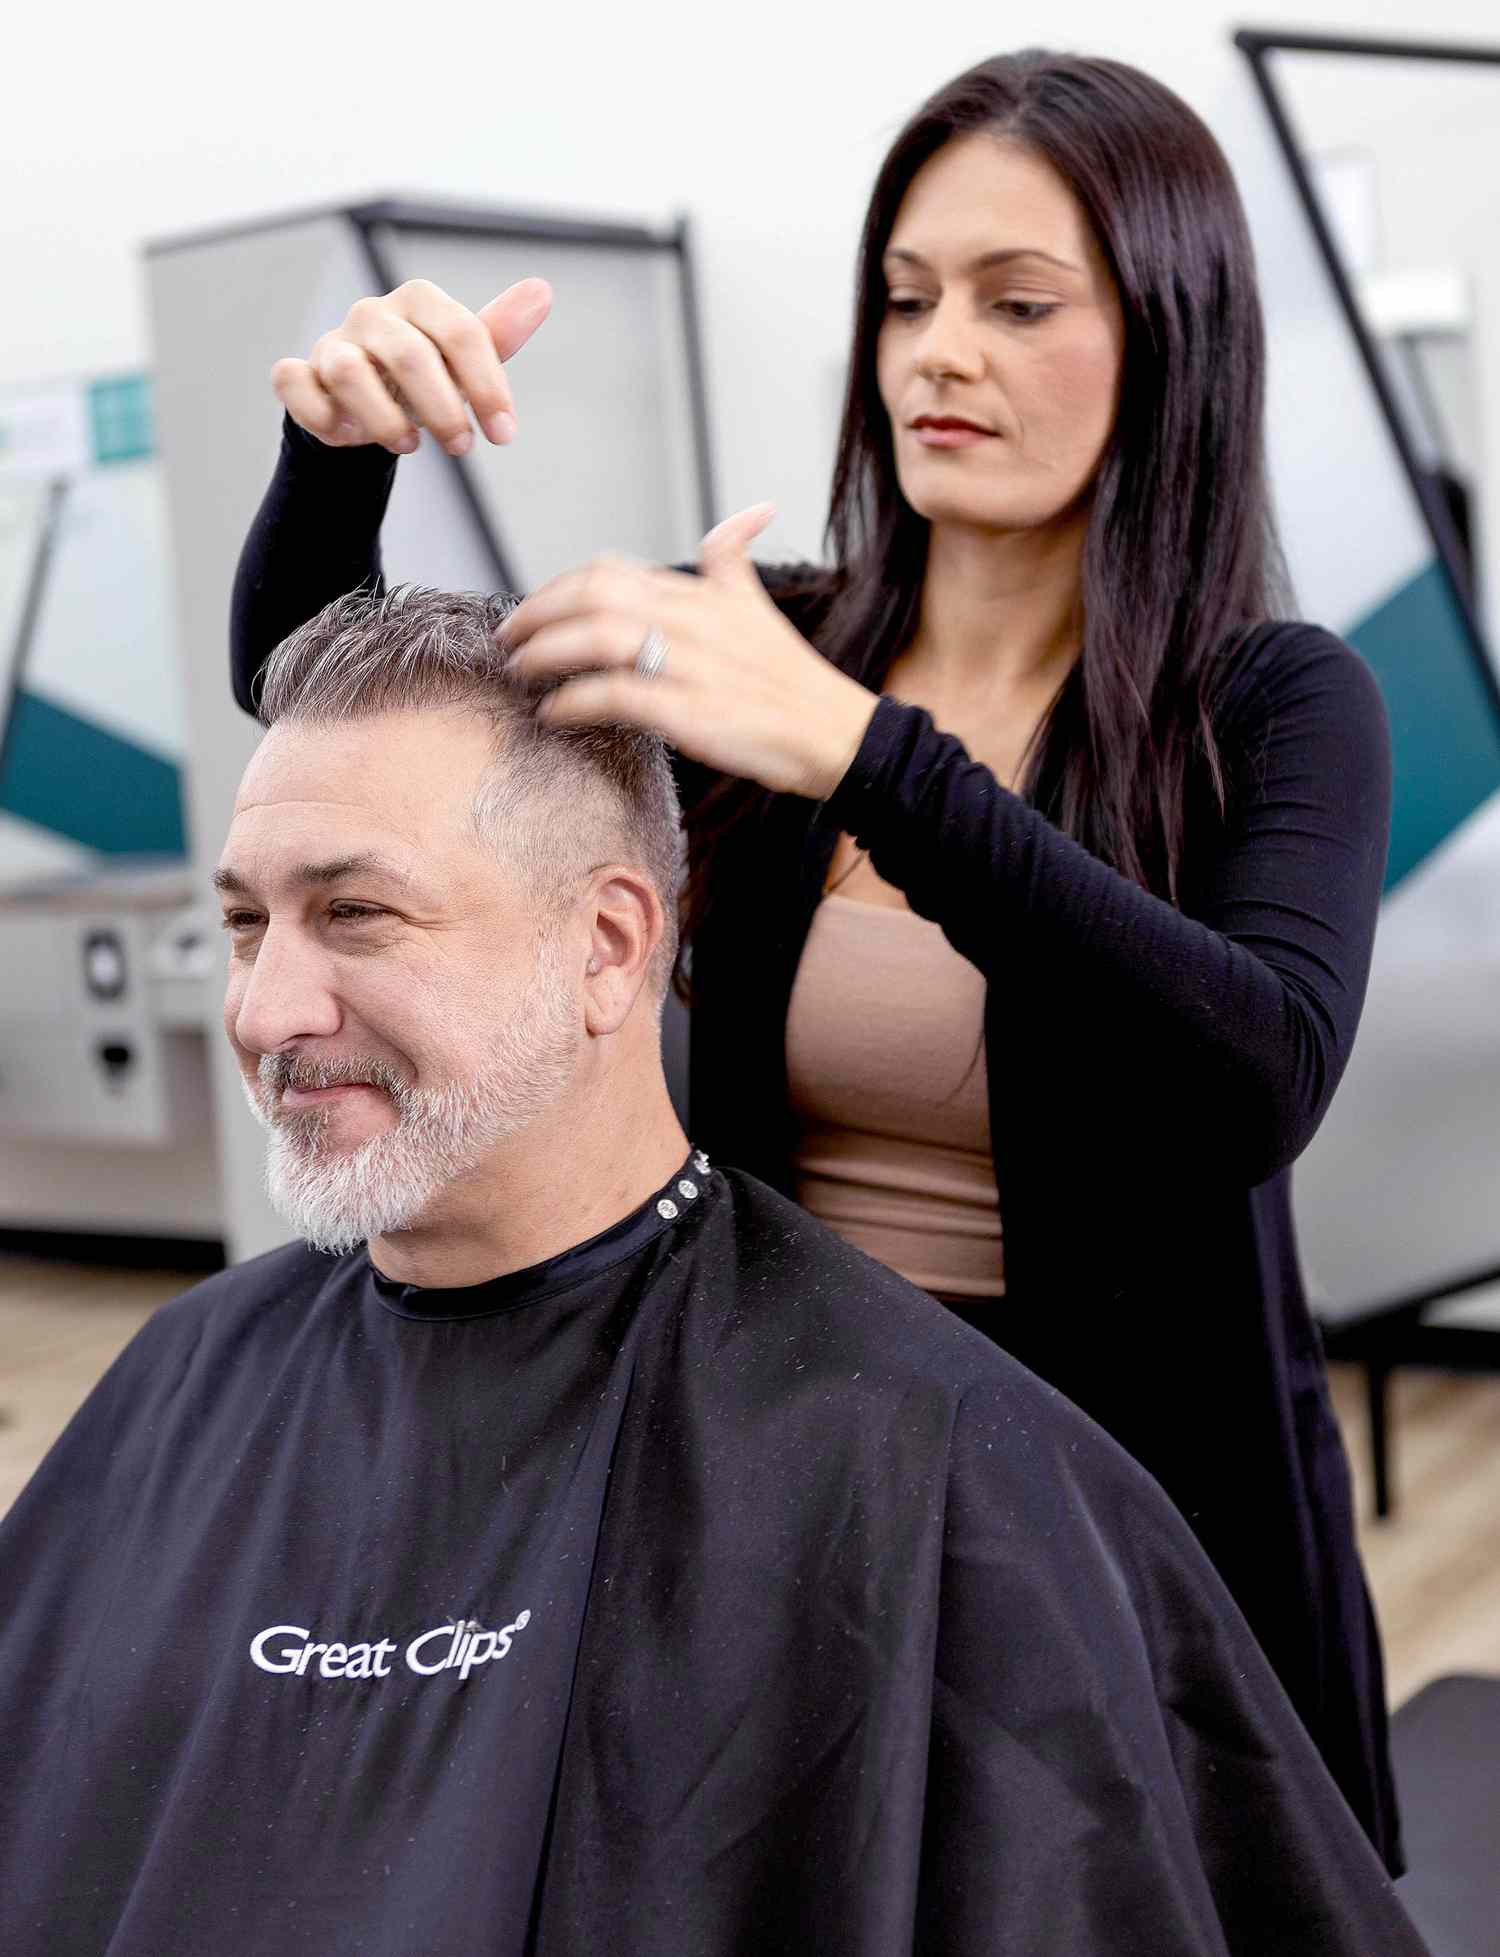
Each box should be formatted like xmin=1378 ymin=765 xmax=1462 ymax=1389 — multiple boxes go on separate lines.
xmin=581 ymin=867 xmax=664 ymax=1035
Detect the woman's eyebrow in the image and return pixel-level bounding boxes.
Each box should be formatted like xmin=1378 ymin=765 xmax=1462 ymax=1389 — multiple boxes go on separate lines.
xmin=883 ymin=246 xmax=1082 ymax=275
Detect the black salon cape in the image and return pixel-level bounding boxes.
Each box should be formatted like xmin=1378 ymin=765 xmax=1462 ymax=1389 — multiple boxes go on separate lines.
xmin=1 ymin=1168 xmax=1422 ymax=1955
xmin=231 ymin=419 xmax=1401 ymax=1870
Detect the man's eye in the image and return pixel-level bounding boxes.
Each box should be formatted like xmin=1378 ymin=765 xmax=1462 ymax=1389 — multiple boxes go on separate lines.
xmin=220 ymin=912 xmax=261 ymax=932
xmin=329 ymin=904 xmax=384 ymax=923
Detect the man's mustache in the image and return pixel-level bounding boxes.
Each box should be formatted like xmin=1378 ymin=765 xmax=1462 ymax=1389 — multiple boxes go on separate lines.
xmin=258 ymin=1052 xmax=409 ymax=1099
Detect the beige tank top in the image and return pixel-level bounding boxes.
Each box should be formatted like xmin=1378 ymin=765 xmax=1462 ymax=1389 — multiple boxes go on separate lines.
xmin=785 ymin=893 xmax=1004 ymax=1299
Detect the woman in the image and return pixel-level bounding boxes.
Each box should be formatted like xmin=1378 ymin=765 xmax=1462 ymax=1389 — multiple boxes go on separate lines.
xmin=232 ymin=52 xmax=1400 ymax=1865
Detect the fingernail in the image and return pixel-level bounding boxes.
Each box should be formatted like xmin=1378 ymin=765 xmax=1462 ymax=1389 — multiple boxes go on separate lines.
xmin=484 ymin=410 xmax=517 ymax=444
xmin=446 ymin=430 xmax=474 ymax=457
xmin=394 ymin=432 xmax=420 ymax=455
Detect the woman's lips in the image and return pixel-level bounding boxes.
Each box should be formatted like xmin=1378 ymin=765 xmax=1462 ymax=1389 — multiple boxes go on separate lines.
xmin=911 ymin=421 xmax=995 ymax=447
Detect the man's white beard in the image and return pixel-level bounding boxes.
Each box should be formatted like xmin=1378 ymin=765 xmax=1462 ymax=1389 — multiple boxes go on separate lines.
xmin=242 ymin=955 xmax=579 ymax=1256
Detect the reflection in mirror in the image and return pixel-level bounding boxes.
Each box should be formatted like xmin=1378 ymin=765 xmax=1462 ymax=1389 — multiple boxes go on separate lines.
xmin=1238 ymin=32 xmax=1500 ymax=1548
xmin=1275 ymin=47 xmax=1500 ymax=613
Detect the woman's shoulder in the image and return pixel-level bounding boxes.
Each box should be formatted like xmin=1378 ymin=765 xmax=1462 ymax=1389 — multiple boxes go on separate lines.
xmin=1210 ymin=618 xmax=1388 ymax=753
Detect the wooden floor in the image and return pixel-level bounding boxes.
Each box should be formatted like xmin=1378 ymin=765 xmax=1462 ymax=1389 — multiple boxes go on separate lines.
xmin=1329 ymin=1362 xmax=1500 ymax=1705
xmin=2 ymin=1252 xmax=1498 ymax=1706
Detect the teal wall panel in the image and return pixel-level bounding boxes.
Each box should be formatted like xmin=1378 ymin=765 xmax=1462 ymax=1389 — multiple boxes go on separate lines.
xmin=87 ymin=374 xmax=154 ymax=465
xmin=0 ymin=687 xmax=186 ymax=856
xmin=1345 ymin=560 xmax=1500 ymax=890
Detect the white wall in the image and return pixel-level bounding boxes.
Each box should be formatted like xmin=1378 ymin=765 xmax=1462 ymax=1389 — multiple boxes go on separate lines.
xmin=5 ymin=0 xmax=1498 ymax=569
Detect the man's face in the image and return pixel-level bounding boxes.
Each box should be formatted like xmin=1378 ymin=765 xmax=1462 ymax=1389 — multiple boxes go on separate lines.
xmin=217 ymin=706 xmax=580 ymax=1251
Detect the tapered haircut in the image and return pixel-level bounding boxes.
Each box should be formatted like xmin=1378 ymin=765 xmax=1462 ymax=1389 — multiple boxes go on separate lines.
xmin=254 ymin=584 xmax=682 ymax=992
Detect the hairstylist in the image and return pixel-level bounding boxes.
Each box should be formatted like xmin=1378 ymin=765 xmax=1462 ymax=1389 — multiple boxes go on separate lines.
xmin=231 ymin=52 xmax=1399 ymax=1867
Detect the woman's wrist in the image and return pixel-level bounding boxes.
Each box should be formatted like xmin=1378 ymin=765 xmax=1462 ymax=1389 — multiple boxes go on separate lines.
xmin=807 ymin=680 xmax=883 ymax=801
xmin=280 ymin=411 xmax=399 ymax=476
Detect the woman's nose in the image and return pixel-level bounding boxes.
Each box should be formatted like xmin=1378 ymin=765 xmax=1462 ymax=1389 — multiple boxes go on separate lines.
xmin=914 ymin=299 xmax=986 ymax=384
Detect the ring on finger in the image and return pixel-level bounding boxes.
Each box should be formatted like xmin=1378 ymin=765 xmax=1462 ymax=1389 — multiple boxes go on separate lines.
xmin=634 ymin=627 xmax=669 ymax=682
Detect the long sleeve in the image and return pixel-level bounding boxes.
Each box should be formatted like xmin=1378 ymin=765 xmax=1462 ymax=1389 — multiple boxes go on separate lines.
xmin=226 ymin=419 xmax=827 ymax=822
xmin=823 ymin=629 xmax=1393 ymax=1187
xmin=229 ymin=415 xmax=397 ymax=714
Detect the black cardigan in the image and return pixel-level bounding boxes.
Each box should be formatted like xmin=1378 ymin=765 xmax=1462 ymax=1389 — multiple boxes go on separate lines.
xmin=231 ymin=418 xmax=1401 ymax=1869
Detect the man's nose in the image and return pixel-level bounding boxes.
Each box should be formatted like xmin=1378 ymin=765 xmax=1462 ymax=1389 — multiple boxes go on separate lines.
xmin=229 ymin=924 xmax=343 ymax=1057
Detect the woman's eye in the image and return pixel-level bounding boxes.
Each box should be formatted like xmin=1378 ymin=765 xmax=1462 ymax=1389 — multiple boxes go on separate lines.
xmin=886 ymin=294 xmax=1058 ymax=324
xmin=995 ymin=300 xmax=1059 ymax=324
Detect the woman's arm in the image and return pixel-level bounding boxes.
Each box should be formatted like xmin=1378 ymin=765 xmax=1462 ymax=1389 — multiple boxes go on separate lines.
xmin=232 ymin=278 xmax=550 ymax=715
xmin=230 ymin=416 xmax=397 ymax=714
xmin=229 ymin=413 xmax=830 ymax=832
xmin=824 ymin=626 xmax=1393 ymax=1185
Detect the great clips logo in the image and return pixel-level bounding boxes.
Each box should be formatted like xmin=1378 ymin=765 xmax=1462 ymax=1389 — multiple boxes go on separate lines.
xmin=250 ymin=1612 xmax=532 ymax=1682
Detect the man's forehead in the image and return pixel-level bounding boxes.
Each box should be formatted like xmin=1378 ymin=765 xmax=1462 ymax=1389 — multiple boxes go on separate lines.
xmin=219 ymin=709 xmax=540 ymax=906
xmin=237 ymin=708 xmax=490 ymax=808
xmin=216 ymin=777 xmax=435 ymax=881
xmin=231 ymin=712 xmax=487 ymax=840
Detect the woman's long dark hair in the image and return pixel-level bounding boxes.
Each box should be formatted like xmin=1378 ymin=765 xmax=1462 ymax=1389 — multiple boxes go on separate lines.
xmin=679 ymin=49 xmax=1289 ymax=992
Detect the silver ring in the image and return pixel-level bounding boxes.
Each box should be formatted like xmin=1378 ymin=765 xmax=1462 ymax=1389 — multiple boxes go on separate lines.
xmin=634 ymin=627 xmax=669 ymax=682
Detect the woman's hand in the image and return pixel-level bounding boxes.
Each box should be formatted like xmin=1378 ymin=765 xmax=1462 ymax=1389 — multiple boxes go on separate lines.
xmin=270 ymin=278 xmax=553 ymax=457
xmin=501 ymin=512 xmax=881 ymax=802
xmin=500 ymin=507 xmax=881 ymax=800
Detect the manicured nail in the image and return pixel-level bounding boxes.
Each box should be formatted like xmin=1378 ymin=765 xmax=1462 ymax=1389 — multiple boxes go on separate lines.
xmin=446 ymin=429 xmax=474 ymax=457
xmin=484 ymin=410 xmax=517 ymax=444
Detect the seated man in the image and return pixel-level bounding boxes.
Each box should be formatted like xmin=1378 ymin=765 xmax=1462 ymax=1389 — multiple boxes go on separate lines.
xmin=0 ymin=588 xmax=1424 ymax=1956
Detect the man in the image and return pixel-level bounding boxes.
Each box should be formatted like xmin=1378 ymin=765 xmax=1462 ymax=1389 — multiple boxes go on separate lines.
xmin=0 ymin=587 xmax=1425 ymax=1955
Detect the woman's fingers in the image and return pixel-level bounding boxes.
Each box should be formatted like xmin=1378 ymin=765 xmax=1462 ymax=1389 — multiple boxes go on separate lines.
xmin=478 ymin=279 xmax=554 ymax=365
xmin=395 ymin=281 xmax=525 ymax=444
xmin=505 ymin=615 xmax=652 ymax=683
xmin=534 ymin=671 xmax=673 ymax=736
xmin=272 ymin=277 xmax=554 ymax=451
xmin=270 ymin=358 xmax=346 ymax=442
xmin=698 ymin=502 xmax=776 ymax=579
xmin=309 ymin=335 xmax=418 ymax=453
xmin=347 ymin=304 xmax=478 ymax=454
xmin=375 ymin=277 xmax=552 ymax=445
xmin=502 ymin=557 xmax=673 ymax=652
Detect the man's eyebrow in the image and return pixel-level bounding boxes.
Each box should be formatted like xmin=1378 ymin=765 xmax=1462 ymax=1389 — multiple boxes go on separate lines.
xmin=883 ymin=246 xmax=1082 ymax=275
xmin=211 ymin=853 xmax=414 ymax=898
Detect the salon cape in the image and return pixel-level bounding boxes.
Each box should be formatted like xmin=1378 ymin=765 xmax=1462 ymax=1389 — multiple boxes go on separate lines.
xmin=0 ymin=1163 xmax=1424 ymax=1955
xmin=234 ymin=418 xmax=1402 ymax=1870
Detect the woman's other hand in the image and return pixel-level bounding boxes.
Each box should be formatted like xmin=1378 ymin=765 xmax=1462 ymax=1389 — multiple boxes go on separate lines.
xmin=270 ymin=277 xmax=553 ymax=458
xmin=501 ymin=506 xmax=880 ymax=800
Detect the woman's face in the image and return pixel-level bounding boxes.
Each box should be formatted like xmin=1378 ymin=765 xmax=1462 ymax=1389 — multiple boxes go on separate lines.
xmin=875 ymin=133 xmax=1126 ymax=538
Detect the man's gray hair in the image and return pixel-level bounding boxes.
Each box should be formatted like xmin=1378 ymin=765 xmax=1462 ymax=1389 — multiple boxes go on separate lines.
xmin=255 ymin=585 xmax=682 ymax=992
